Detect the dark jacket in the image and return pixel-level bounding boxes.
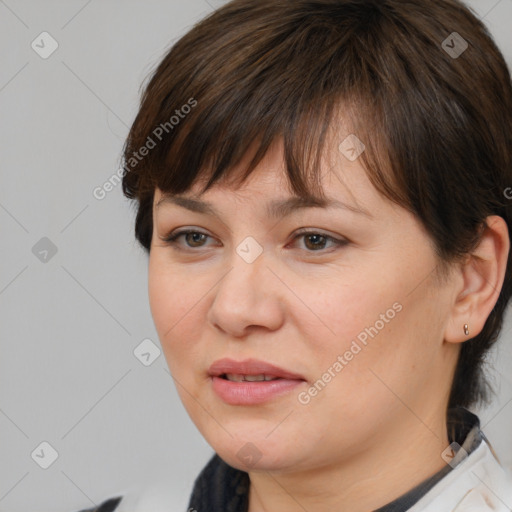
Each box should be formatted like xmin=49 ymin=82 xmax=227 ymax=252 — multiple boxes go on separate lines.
xmin=74 ymin=496 xmax=122 ymax=512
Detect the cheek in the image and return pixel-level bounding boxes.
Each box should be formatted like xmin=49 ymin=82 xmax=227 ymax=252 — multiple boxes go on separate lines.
xmin=304 ymin=269 xmax=422 ymax=388
xmin=148 ymin=260 xmax=178 ymax=336
xmin=317 ymin=284 xmax=442 ymax=418
xmin=148 ymin=255 xmax=205 ymax=358
xmin=302 ymin=273 xmax=393 ymax=355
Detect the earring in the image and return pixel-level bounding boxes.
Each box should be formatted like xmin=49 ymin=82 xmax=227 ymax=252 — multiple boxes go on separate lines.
xmin=464 ymin=324 xmax=469 ymax=336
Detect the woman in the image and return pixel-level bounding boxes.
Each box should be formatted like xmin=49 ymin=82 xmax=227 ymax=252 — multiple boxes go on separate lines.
xmin=76 ymin=0 xmax=512 ymax=510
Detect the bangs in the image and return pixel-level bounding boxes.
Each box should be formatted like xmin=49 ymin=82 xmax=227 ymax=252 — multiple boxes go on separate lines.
xmin=122 ymin=0 xmax=408 ymax=210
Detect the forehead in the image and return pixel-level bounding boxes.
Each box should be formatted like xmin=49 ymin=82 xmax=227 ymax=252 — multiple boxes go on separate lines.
xmin=153 ymin=165 xmax=381 ymax=228
xmin=152 ymin=128 xmax=390 ymax=221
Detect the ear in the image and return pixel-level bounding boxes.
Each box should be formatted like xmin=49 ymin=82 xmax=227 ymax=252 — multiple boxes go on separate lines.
xmin=444 ymin=215 xmax=510 ymax=344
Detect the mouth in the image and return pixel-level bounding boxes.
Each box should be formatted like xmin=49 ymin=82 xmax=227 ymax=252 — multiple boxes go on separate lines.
xmin=208 ymin=357 xmax=306 ymax=381
xmin=208 ymin=358 xmax=307 ymax=405
xmin=220 ymin=373 xmax=288 ymax=382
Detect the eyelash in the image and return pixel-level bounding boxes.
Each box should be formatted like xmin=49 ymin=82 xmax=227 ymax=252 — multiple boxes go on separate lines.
xmin=160 ymin=229 xmax=348 ymax=253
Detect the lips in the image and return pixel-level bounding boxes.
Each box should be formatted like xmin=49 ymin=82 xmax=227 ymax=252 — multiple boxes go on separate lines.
xmin=208 ymin=358 xmax=306 ymax=381
xmin=208 ymin=358 xmax=307 ymax=405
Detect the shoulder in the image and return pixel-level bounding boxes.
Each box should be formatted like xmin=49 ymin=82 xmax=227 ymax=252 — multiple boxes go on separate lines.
xmin=73 ymin=496 xmax=123 ymax=512
xmin=72 ymin=478 xmax=184 ymax=512
xmin=409 ymin=435 xmax=512 ymax=511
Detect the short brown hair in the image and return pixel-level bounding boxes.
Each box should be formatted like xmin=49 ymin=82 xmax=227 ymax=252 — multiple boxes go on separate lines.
xmin=122 ymin=0 xmax=512 ymax=410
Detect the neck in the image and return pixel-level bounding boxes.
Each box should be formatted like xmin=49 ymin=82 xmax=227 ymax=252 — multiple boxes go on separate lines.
xmin=247 ymin=411 xmax=450 ymax=512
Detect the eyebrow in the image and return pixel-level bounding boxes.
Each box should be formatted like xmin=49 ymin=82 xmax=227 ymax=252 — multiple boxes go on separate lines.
xmin=154 ymin=194 xmax=373 ymax=219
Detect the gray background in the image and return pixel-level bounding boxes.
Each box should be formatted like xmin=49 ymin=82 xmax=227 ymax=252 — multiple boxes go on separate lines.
xmin=0 ymin=1 xmax=511 ymax=511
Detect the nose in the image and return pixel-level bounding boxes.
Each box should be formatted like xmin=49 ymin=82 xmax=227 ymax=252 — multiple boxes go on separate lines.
xmin=206 ymin=244 xmax=285 ymax=338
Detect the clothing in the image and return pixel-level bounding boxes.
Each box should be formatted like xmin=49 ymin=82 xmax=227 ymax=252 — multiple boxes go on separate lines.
xmin=74 ymin=497 xmax=122 ymax=512
xmin=73 ymin=407 xmax=512 ymax=512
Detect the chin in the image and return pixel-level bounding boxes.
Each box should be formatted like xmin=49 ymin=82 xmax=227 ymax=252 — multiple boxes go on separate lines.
xmin=206 ymin=431 xmax=300 ymax=473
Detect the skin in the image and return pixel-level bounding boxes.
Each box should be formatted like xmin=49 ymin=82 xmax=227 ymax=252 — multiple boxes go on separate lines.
xmin=148 ymin=134 xmax=509 ymax=512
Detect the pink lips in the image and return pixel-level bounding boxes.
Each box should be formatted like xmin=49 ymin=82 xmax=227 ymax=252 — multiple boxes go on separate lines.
xmin=208 ymin=358 xmax=306 ymax=405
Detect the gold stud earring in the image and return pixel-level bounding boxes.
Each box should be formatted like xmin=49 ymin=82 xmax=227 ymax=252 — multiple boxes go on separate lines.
xmin=464 ymin=324 xmax=469 ymax=336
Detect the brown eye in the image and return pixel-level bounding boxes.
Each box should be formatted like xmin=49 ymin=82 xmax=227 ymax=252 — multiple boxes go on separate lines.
xmin=184 ymin=232 xmax=208 ymax=247
xmin=292 ymin=231 xmax=348 ymax=252
xmin=162 ymin=229 xmax=212 ymax=248
xmin=303 ymin=233 xmax=328 ymax=250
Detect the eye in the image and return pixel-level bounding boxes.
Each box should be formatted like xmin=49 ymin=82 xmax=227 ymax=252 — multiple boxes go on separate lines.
xmin=161 ymin=229 xmax=214 ymax=249
xmin=160 ymin=228 xmax=348 ymax=253
xmin=290 ymin=230 xmax=348 ymax=252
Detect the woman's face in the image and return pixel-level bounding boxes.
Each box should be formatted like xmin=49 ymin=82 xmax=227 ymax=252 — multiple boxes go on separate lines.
xmin=148 ymin=137 xmax=460 ymax=474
